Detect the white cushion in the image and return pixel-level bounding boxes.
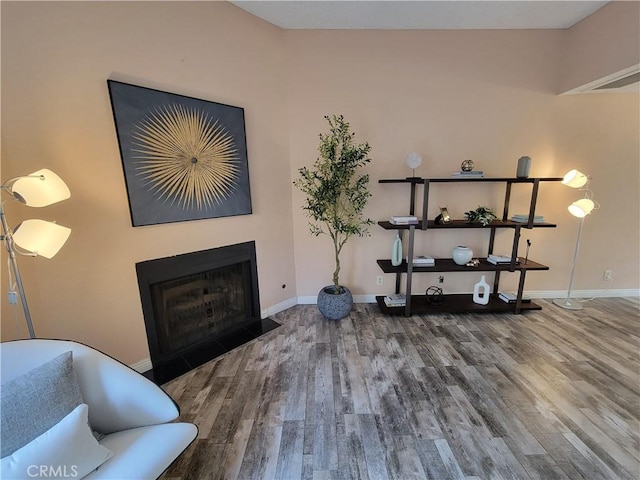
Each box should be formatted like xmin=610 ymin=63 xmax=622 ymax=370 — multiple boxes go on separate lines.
xmin=0 ymin=404 xmax=113 ymax=479
xmin=84 ymin=423 xmax=198 ymax=479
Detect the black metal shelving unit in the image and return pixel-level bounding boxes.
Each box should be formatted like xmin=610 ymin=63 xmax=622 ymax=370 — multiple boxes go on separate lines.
xmin=377 ymin=177 xmax=562 ymax=315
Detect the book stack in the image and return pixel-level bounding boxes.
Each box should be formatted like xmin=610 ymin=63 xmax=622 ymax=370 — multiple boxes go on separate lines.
xmin=487 ymin=254 xmax=517 ymax=265
xmin=498 ymin=291 xmax=531 ymax=304
xmin=390 ymin=215 xmax=418 ymax=225
xmin=451 ymin=170 xmax=484 ymax=178
xmin=409 ymin=255 xmax=435 ymax=266
xmin=384 ymin=293 xmax=406 ymax=307
xmin=511 ymin=213 xmax=545 ymax=223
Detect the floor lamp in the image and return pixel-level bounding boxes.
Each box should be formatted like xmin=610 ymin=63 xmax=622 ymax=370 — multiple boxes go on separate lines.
xmin=553 ymin=169 xmax=596 ymax=310
xmin=1 ymin=169 xmax=71 ymax=338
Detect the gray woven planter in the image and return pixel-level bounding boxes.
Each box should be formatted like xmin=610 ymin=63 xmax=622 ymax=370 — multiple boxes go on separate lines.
xmin=317 ymin=285 xmax=353 ymax=320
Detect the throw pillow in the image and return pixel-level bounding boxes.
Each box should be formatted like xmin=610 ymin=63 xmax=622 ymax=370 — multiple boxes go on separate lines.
xmin=0 ymin=403 xmax=113 ymax=479
xmin=1 ymin=351 xmax=84 ymax=458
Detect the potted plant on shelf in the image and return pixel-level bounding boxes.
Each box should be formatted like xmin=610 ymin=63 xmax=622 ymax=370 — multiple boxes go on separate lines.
xmin=294 ymin=114 xmax=373 ymax=320
xmin=464 ymin=205 xmax=498 ymax=226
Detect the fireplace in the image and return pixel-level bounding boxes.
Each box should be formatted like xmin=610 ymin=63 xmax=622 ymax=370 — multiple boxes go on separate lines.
xmin=136 ymin=241 xmax=278 ymax=384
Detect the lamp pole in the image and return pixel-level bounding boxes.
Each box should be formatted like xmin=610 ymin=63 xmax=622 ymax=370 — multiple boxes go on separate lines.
xmin=553 ymin=217 xmax=584 ymax=310
xmin=0 ymin=203 xmax=36 ymax=338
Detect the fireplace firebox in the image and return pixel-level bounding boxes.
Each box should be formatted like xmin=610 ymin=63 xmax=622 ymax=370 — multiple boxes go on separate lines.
xmin=136 ymin=241 xmax=278 ymax=384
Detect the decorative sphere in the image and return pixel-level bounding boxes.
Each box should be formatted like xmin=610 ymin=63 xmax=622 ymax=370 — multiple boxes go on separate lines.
xmin=425 ymin=286 xmax=444 ymax=305
xmin=405 ymin=152 xmax=422 ymax=169
xmin=461 ymin=159 xmax=474 ymax=172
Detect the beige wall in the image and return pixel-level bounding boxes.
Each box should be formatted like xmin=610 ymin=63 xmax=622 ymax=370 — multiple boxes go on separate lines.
xmin=560 ymin=1 xmax=640 ymax=93
xmin=1 ymin=1 xmax=296 ymax=364
xmin=285 ymin=27 xmax=639 ymax=299
xmin=2 ymin=2 xmax=639 ymax=366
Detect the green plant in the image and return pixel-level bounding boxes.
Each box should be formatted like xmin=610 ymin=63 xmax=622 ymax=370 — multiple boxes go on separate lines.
xmin=294 ymin=115 xmax=373 ymax=293
xmin=464 ymin=205 xmax=498 ymax=226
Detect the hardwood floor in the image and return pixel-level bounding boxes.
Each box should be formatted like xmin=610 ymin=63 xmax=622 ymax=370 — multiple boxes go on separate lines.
xmin=160 ymin=297 xmax=640 ymax=480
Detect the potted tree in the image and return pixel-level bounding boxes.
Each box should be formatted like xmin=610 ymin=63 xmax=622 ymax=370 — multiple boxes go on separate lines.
xmin=294 ymin=115 xmax=373 ymax=320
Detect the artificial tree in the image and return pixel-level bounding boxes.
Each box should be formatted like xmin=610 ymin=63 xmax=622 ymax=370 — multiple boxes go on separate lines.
xmin=294 ymin=114 xmax=373 ymax=294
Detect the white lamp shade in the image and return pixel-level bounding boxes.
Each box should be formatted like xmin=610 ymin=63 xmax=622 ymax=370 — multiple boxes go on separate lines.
xmin=12 ymin=219 xmax=71 ymax=259
xmin=10 ymin=169 xmax=71 ymax=207
xmin=568 ymin=198 xmax=595 ymax=218
xmin=562 ymin=169 xmax=588 ymax=189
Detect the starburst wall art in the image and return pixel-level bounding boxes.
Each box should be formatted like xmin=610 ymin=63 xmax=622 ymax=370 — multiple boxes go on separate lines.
xmin=108 ymin=80 xmax=252 ymax=226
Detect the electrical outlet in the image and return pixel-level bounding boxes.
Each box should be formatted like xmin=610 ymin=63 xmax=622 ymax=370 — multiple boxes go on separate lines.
xmin=376 ymin=276 xmax=384 ymax=286
xmin=438 ymin=276 xmax=444 ymax=284
xmin=603 ymin=270 xmax=613 ymax=281
xmin=7 ymin=292 xmax=18 ymax=305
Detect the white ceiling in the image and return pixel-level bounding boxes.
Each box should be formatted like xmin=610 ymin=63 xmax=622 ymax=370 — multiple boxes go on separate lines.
xmin=230 ymin=1 xmax=610 ymax=30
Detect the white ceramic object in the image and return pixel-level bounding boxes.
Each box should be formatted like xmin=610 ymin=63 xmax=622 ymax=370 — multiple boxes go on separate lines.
xmin=452 ymin=246 xmax=473 ymax=265
xmin=473 ymin=275 xmax=491 ymax=305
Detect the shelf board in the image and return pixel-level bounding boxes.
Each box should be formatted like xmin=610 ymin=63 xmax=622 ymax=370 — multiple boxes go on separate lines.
xmin=378 ymin=220 xmax=556 ymax=230
xmin=377 ymin=258 xmax=549 ymax=273
xmin=376 ymin=294 xmax=542 ymax=315
xmin=379 ymin=177 xmax=563 ymax=184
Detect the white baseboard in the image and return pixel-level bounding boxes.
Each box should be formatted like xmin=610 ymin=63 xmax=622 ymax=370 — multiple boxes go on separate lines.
xmin=521 ymin=288 xmax=640 ymax=299
xmin=261 ymin=297 xmax=298 ymax=318
xmin=130 ymin=358 xmax=152 ymax=373
xmin=297 ymin=296 xmax=318 ymax=304
xmin=298 ymin=289 xmax=639 ymax=305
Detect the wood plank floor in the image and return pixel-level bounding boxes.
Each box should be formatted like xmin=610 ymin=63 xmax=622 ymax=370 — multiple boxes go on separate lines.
xmin=160 ymin=297 xmax=640 ymax=480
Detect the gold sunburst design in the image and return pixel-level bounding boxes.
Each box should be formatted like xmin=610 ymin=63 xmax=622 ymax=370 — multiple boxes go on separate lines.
xmin=132 ymin=104 xmax=240 ymax=210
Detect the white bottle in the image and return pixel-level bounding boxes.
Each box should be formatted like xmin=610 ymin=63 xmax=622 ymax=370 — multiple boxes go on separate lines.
xmin=391 ymin=232 xmax=402 ymax=266
xmin=473 ymin=275 xmax=490 ymax=305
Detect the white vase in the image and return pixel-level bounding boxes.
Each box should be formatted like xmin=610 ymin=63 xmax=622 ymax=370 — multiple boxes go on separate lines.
xmin=452 ymin=246 xmax=473 ymax=265
xmin=473 ymin=275 xmax=490 ymax=305
xmin=391 ymin=232 xmax=402 ymax=266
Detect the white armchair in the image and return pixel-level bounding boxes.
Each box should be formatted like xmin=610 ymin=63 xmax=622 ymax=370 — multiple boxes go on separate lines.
xmin=0 ymin=339 xmax=197 ymax=479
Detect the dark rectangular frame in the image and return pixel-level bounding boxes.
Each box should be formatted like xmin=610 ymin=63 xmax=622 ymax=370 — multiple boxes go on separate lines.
xmin=136 ymin=241 xmax=262 ymax=383
xmin=108 ymin=80 xmax=252 ymax=226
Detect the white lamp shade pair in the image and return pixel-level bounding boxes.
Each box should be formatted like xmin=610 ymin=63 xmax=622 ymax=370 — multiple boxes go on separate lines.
xmin=1 ymin=168 xmax=71 ymax=338
xmin=6 ymin=168 xmax=71 ymax=258
xmin=562 ymin=169 xmax=595 ymax=217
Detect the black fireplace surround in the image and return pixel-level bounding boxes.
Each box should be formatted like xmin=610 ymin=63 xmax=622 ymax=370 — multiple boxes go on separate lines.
xmin=136 ymin=241 xmax=278 ymax=384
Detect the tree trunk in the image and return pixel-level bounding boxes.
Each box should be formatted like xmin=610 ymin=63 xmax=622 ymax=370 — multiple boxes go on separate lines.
xmin=332 ymin=236 xmax=341 ymax=293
